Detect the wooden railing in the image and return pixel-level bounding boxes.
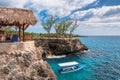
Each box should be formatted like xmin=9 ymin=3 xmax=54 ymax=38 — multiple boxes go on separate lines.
xmin=0 ymin=35 xmax=33 ymax=42
xmin=20 ymin=35 xmax=33 ymax=41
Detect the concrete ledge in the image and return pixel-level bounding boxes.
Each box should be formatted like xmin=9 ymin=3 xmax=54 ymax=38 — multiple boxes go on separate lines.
xmin=0 ymin=41 xmax=35 ymax=53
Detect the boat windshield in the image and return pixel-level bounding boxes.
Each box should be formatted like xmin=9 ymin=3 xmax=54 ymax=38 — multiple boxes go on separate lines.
xmin=62 ymin=67 xmax=73 ymax=71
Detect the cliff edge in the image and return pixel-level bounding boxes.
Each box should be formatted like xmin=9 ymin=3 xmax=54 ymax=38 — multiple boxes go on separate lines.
xmin=35 ymin=38 xmax=88 ymax=57
xmin=0 ymin=47 xmax=56 ymax=80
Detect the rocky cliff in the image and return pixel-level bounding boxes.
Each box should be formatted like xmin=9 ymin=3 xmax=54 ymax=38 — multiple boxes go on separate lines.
xmin=0 ymin=47 xmax=56 ymax=80
xmin=35 ymin=38 xmax=88 ymax=57
xmin=0 ymin=38 xmax=88 ymax=80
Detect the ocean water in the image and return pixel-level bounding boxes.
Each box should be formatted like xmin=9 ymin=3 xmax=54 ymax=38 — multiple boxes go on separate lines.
xmin=46 ymin=36 xmax=120 ymax=80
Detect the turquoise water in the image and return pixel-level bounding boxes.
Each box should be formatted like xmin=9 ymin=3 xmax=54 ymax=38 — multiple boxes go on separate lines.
xmin=46 ymin=36 xmax=120 ymax=80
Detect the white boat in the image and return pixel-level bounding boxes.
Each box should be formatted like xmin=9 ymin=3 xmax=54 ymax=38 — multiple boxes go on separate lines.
xmin=58 ymin=61 xmax=85 ymax=73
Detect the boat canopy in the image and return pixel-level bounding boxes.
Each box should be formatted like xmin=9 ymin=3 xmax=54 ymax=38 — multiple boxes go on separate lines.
xmin=58 ymin=61 xmax=79 ymax=67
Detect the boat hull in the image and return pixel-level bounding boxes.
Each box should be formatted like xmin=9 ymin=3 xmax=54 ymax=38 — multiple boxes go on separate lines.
xmin=58 ymin=65 xmax=85 ymax=74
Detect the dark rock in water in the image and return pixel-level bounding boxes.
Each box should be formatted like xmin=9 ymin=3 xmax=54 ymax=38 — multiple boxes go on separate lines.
xmin=0 ymin=47 xmax=56 ymax=80
xmin=35 ymin=38 xmax=88 ymax=56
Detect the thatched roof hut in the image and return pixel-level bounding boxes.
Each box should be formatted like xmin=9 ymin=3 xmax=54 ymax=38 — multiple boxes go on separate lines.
xmin=0 ymin=6 xmax=37 ymax=41
xmin=0 ymin=6 xmax=37 ymax=29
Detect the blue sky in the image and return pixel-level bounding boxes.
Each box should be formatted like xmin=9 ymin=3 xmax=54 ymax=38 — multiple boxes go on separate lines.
xmin=0 ymin=0 xmax=120 ymax=36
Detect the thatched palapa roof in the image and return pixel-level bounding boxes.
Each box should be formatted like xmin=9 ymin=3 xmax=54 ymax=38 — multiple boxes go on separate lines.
xmin=0 ymin=6 xmax=37 ymax=28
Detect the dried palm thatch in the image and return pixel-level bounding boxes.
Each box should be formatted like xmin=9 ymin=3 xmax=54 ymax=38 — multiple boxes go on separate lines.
xmin=0 ymin=6 xmax=37 ymax=29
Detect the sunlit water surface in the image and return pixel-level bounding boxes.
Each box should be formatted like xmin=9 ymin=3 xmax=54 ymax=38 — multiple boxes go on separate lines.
xmin=46 ymin=36 xmax=120 ymax=80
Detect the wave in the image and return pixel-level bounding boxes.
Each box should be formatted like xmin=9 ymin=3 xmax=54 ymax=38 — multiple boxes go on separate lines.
xmin=47 ymin=55 xmax=66 ymax=59
xmin=83 ymin=50 xmax=90 ymax=53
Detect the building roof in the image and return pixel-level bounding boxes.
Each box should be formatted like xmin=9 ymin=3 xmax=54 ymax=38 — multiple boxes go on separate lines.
xmin=0 ymin=6 xmax=37 ymax=28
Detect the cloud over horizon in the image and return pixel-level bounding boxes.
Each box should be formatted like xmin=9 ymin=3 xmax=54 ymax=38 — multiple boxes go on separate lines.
xmin=71 ymin=5 xmax=120 ymax=22
xmin=0 ymin=0 xmax=120 ymax=35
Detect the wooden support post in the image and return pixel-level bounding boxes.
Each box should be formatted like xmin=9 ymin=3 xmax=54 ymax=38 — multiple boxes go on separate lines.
xmin=22 ymin=24 xmax=28 ymax=41
xmin=23 ymin=25 xmax=25 ymax=41
xmin=19 ymin=27 xmax=21 ymax=40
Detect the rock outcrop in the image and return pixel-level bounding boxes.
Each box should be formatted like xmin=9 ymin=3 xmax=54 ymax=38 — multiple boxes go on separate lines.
xmin=0 ymin=38 xmax=88 ymax=80
xmin=35 ymin=38 xmax=88 ymax=56
xmin=0 ymin=47 xmax=56 ymax=80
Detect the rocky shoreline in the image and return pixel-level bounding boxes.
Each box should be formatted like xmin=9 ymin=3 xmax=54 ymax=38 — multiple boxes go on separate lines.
xmin=35 ymin=38 xmax=88 ymax=57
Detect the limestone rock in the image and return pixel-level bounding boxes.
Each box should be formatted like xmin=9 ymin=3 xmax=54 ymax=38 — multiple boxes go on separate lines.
xmin=0 ymin=47 xmax=56 ymax=80
xmin=35 ymin=38 xmax=88 ymax=56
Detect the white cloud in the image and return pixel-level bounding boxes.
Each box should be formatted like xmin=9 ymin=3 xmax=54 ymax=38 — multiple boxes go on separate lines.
xmin=71 ymin=5 xmax=120 ymax=23
xmin=0 ymin=0 xmax=97 ymax=17
xmin=29 ymin=0 xmax=97 ymax=17
xmin=1 ymin=0 xmax=120 ymax=35
xmin=0 ymin=0 xmax=28 ymax=8
xmin=75 ymin=22 xmax=120 ymax=35
xmin=71 ymin=5 xmax=120 ymax=35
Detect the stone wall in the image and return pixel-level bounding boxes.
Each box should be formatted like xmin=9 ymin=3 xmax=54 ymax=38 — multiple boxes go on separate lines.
xmin=0 ymin=41 xmax=35 ymax=53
